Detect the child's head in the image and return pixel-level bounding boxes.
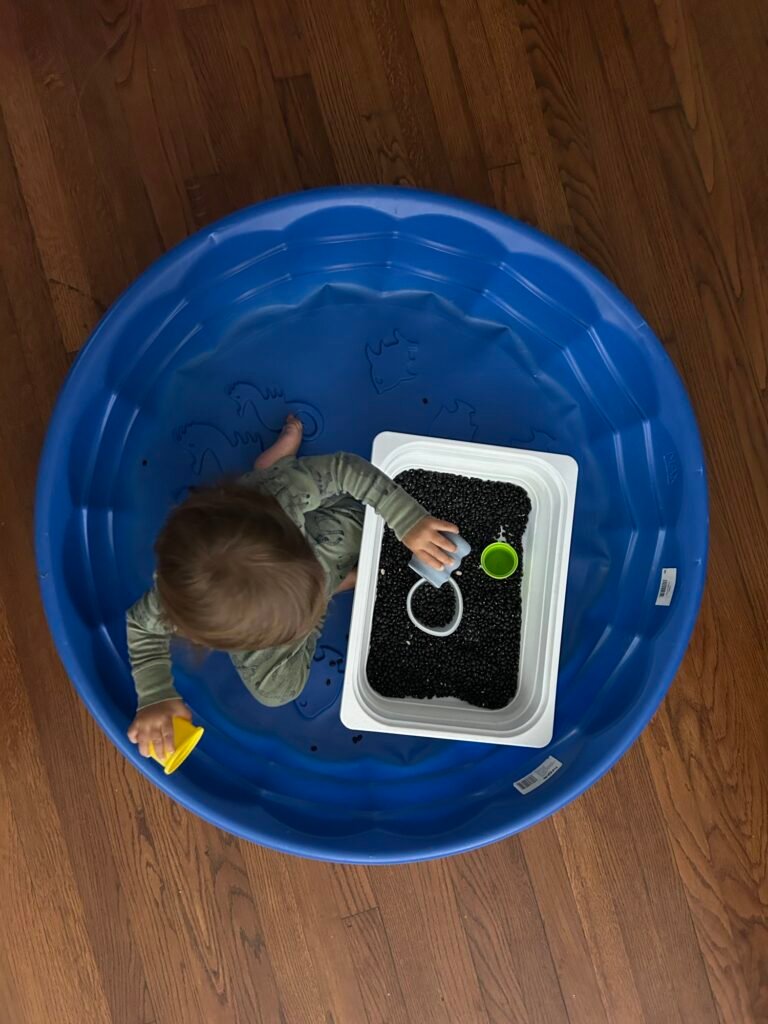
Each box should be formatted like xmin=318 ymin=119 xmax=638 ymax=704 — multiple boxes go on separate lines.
xmin=155 ymin=483 xmax=326 ymax=651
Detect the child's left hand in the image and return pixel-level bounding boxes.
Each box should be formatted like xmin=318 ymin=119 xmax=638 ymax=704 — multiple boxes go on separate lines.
xmin=403 ymin=516 xmax=459 ymax=570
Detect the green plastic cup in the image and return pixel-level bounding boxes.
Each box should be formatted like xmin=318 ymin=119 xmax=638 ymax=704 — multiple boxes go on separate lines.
xmin=480 ymin=542 xmax=519 ymax=580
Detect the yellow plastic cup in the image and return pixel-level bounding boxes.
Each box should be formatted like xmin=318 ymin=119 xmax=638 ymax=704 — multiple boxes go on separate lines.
xmin=148 ymin=717 xmax=204 ymax=775
xmin=480 ymin=542 xmax=519 ymax=580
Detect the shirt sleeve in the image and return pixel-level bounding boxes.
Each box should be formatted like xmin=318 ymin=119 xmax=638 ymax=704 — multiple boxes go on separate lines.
xmin=125 ymin=587 xmax=180 ymax=709
xmin=229 ymin=624 xmax=321 ymax=707
xmin=252 ymin=452 xmax=428 ymax=540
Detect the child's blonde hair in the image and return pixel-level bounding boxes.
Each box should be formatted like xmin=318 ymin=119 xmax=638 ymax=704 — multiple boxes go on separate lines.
xmin=155 ymin=483 xmax=326 ymax=651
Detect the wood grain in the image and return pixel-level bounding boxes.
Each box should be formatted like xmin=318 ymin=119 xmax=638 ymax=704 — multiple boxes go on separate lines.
xmin=0 ymin=0 xmax=103 ymax=349
xmin=242 ymin=845 xmax=327 ymax=1023
xmin=520 ymin=820 xmax=610 ymax=1024
xmin=0 ymin=274 xmax=152 ymax=1024
xmin=342 ymin=907 xmax=411 ymax=1024
xmin=1 ymin=0 xmax=766 ymax=1020
xmin=514 ymin=0 xmax=613 ymax=267
xmin=255 ymin=0 xmax=309 ymax=80
xmin=0 ymin=598 xmax=116 ymax=1024
xmin=404 ymin=0 xmax=491 ymax=205
xmin=450 ymin=842 xmax=569 ymax=1024
xmin=439 ymin=0 xmax=519 ymax=170
xmin=96 ymin=0 xmax=216 ymax=247
xmin=374 ymin=861 xmax=488 ymax=1024
xmin=276 ymin=73 xmax=339 ymax=190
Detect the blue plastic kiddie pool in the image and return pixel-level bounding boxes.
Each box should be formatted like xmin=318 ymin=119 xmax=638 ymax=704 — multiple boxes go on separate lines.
xmin=35 ymin=187 xmax=707 ymax=862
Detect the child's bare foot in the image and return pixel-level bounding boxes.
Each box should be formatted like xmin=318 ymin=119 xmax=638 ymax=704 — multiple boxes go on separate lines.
xmin=254 ymin=414 xmax=304 ymax=469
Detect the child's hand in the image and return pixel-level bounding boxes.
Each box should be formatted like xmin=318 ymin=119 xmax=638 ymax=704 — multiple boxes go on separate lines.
xmin=127 ymin=699 xmax=192 ymax=758
xmin=403 ymin=517 xmax=459 ymax=570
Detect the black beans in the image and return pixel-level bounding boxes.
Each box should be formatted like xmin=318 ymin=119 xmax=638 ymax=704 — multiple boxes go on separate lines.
xmin=366 ymin=469 xmax=531 ymax=710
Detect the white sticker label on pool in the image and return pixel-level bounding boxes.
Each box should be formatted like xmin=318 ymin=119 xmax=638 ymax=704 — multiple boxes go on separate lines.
xmin=655 ymin=567 xmax=677 ymax=606
xmin=514 ymin=756 xmax=563 ymax=794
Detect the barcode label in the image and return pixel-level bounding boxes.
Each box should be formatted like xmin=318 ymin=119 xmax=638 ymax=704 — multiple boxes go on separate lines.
xmin=514 ymin=756 xmax=563 ymax=794
xmin=655 ymin=567 xmax=677 ymax=606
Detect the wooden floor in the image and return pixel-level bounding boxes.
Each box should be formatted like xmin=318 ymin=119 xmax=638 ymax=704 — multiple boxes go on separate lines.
xmin=1 ymin=1 xmax=766 ymax=1021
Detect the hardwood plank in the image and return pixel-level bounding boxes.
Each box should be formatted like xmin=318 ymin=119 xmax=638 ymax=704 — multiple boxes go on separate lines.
xmin=0 ymin=933 xmax=25 ymax=1024
xmin=286 ymin=858 xmax=372 ymax=1023
xmin=43 ymin=0 xmax=165 ymax=282
xmin=293 ymin=0 xmax=377 ymax=180
xmin=642 ymin=583 xmax=766 ymax=1022
xmin=254 ymin=0 xmax=309 ymax=79
xmin=403 ymin=0 xmax=491 ymax=205
xmin=242 ymin=845 xmax=328 ymax=1024
xmin=364 ymin=0 xmax=454 ymax=193
xmin=679 ymin=0 xmax=768 ymax=283
xmin=622 ymin=0 xmax=768 ymax=395
xmin=439 ymin=0 xmax=519 ymax=169
xmin=218 ymin=0 xmax=304 ymax=193
xmin=87 ymin=754 xmax=286 ymax=1024
xmin=92 ymin=0 xmax=217 ymax=248
xmin=520 ymin=821 xmax=610 ymax=1024
xmin=451 ymin=841 xmax=570 ymax=1024
xmin=0 ymin=768 xmax=107 ymax=1024
xmin=516 ymin=0 xmax=675 ymax=336
xmin=0 ymin=274 xmax=153 ymax=1024
xmin=180 ymin=0 xmax=300 ymax=209
xmin=0 ymin=112 xmax=69 ymax=416
xmin=608 ymin=748 xmax=721 ymax=1023
xmin=553 ymin=742 xmax=727 ymax=1023
xmin=513 ymin=0 xmax=619 ymax=274
xmin=365 ymin=867 xmax=452 ymax=1024
xmin=332 ymin=862 xmax=378 ymax=917
xmin=277 ymin=74 xmax=339 ymax=189
xmin=551 ymin=790 xmax=653 ymax=1023
xmin=0 ymin=0 xmax=102 ymax=349
xmin=488 ymin=163 xmax=539 ymax=228
xmin=0 ymin=600 xmax=116 ymax=1024
xmin=342 ymin=907 xmax=412 ymax=1024
xmin=615 ymin=0 xmax=680 ymax=112
xmin=298 ymin=0 xmax=416 ymax=184
xmin=184 ymin=172 xmax=240 ymax=230
xmin=649 ymin=102 xmax=768 ymax=535
xmin=374 ymin=862 xmax=489 ymax=1024
xmin=8 ymin=0 xmax=134 ymax=314
xmin=476 ymin=0 xmax=576 ymax=243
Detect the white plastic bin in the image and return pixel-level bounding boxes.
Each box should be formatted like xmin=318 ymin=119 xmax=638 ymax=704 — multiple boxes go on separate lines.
xmin=341 ymin=432 xmax=578 ymax=747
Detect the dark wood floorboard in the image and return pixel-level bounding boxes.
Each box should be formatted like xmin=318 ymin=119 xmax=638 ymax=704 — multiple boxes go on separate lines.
xmin=1 ymin=1 xmax=766 ymax=1020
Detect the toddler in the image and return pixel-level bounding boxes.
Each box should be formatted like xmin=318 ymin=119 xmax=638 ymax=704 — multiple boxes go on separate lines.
xmin=126 ymin=415 xmax=458 ymax=758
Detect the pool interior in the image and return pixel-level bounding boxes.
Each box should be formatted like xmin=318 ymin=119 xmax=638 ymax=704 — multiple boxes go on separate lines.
xmin=38 ymin=193 xmax=704 ymax=858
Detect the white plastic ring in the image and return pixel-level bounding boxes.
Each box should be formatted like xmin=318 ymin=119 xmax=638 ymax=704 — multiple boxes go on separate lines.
xmin=406 ymin=577 xmax=464 ymax=638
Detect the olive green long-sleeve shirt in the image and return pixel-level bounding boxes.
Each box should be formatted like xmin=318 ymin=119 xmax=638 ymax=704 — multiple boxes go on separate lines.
xmin=126 ymin=452 xmax=427 ymax=709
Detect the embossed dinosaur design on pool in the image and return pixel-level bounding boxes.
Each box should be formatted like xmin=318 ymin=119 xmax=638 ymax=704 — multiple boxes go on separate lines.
xmin=228 ymin=382 xmax=324 ymax=441
xmin=366 ymin=328 xmax=418 ymax=393
xmin=429 ymin=399 xmax=478 ymax=441
xmin=175 ymin=422 xmax=263 ymax=475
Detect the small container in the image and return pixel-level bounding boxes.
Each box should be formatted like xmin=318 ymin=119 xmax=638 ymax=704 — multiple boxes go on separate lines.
xmin=342 ymin=431 xmax=579 ymax=748
xmin=481 ymin=542 xmax=519 ymax=579
xmin=409 ymin=533 xmax=471 ymax=588
xmin=148 ymin=717 xmax=204 ymax=775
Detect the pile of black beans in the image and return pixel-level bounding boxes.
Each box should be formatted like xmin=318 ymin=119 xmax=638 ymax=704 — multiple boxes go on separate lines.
xmin=367 ymin=469 xmax=531 ymax=710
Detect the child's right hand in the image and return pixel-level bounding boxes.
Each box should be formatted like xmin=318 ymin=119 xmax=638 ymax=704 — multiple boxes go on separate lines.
xmin=403 ymin=516 xmax=459 ymax=570
xmin=127 ymin=699 xmax=192 ymax=758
